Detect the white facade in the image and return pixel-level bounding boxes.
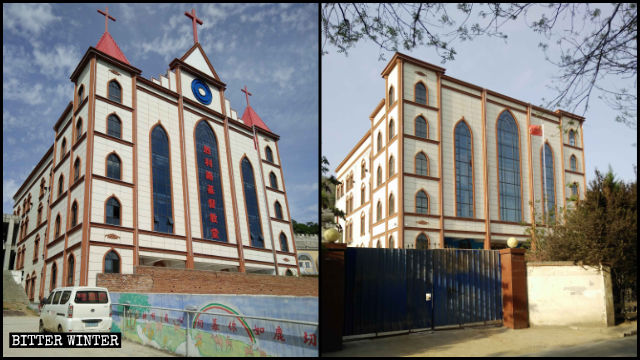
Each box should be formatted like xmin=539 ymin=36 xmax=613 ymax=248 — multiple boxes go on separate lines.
xmin=12 ymin=31 xmax=299 ymax=302
xmin=335 ymin=53 xmax=587 ymax=250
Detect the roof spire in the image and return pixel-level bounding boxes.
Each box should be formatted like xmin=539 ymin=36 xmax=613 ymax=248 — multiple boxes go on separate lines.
xmin=97 ymin=6 xmax=116 ymax=33
xmin=184 ymin=8 xmax=203 ymax=44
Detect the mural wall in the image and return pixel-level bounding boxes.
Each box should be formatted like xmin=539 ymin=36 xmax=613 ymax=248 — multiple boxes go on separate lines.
xmin=110 ymin=292 xmax=318 ymax=357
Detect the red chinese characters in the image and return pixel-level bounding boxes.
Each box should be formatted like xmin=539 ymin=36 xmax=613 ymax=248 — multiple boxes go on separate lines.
xmin=207 ymin=185 xmax=214 ymax=194
xmin=208 ymin=199 xmax=216 ymax=208
xmin=210 ymin=228 xmax=219 ymax=239
xmin=203 ymin=145 xmax=211 ymax=155
xmin=303 ymin=332 xmax=317 ymax=346
xmin=274 ymin=326 xmax=285 ymax=342
xmin=211 ymin=318 xmax=219 ymax=331
xmin=209 ymin=213 xmax=217 ymax=223
xmin=205 ymin=158 xmax=213 ymax=167
xmin=253 ymin=325 xmax=265 ymax=335
xmin=205 ymin=171 xmax=213 ymax=181
xmin=228 ymin=320 xmax=237 ymax=333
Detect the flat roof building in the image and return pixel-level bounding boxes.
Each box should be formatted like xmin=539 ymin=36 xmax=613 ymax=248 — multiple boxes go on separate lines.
xmin=335 ymin=52 xmax=586 ymax=249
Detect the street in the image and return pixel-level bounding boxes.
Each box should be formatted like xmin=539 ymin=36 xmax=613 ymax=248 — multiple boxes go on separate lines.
xmin=522 ymin=335 xmax=637 ymax=357
xmin=3 ymin=315 xmax=174 ymax=357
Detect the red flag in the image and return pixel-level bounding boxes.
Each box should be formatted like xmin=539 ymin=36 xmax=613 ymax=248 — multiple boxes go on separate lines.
xmin=529 ymin=125 xmax=542 ymax=136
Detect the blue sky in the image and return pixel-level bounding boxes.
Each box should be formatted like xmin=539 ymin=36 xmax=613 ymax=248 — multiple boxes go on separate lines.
xmin=3 ymin=3 xmax=318 ymax=223
xmin=322 ymin=4 xmax=637 ymax=185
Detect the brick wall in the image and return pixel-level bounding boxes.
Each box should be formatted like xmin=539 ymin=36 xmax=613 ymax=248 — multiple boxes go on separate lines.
xmin=96 ymin=266 xmax=317 ymax=296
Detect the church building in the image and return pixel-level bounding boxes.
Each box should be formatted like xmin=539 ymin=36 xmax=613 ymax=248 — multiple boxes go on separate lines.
xmin=335 ymin=52 xmax=587 ymax=250
xmin=12 ymin=8 xmax=300 ymax=302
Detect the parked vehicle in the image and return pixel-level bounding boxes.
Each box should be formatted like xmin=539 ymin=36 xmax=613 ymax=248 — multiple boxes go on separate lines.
xmin=39 ymin=287 xmax=112 ymax=333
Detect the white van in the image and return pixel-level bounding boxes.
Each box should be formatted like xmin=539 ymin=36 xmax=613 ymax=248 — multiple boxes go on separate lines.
xmin=39 ymin=287 xmax=113 ymax=333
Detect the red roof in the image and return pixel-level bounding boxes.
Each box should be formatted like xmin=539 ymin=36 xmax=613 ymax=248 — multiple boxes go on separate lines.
xmin=241 ymin=105 xmax=271 ymax=132
xmin=95 ymin=31 xmax=130 ymax=65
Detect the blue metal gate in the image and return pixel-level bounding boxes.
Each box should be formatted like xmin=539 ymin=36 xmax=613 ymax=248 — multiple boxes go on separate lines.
xmin=343 ymin=248 xmax=502 ymax=336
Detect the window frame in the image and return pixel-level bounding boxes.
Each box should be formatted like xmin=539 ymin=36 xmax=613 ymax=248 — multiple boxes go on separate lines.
xmin=150 ymin=124 xmax=175 ymax=234
xmin=107 ymin=79 xmax=123 ymax=104
xmin=415 ymin=190 xmax=429 ymax=214
xmin=415 ymin=115 xmax=428 ymax=139
xmin=103 ymin=249 xmax=121 ymax=274
xmin=496 ymin=110 xmax=523 ymax=223
xmin=453 ymin=119 xmax=475 ymax=218
xmin=105 ymin=196 xmax=122 ymax=226
xmin=414 ymin=81 xmax=427 ymax=105
xmin=106 ymin=152 xmax=122 ymax=180
xmin=107 ymin=113 xmax=122 ymax=139
xmin=540 ymin=142 xmax=556 ymax=221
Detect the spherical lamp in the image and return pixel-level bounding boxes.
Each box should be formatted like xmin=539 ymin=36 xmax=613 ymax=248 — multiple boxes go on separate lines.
xmin=323 ymin=228 xmax=340 ymax=243
xmin=507 ymin=237 xmax=518 ymax=248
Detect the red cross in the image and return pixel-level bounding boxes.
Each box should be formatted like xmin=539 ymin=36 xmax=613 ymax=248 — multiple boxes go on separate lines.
xmin=97 ymin=6 xmax=116 ymax=33
xmin=184 ymin=8 xmax=203 ymax=44
xmin=241 ymin=85 xmax=252 ymax=107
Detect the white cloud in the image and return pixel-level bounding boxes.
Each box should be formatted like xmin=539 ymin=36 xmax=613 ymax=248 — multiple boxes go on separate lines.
xmin=3 ymin=178 xmax=20 ymax=208
xmin=3 ymin=3 xmax=60 ymax=37
xmin=32 ymin=45 xmax=81 ymax=78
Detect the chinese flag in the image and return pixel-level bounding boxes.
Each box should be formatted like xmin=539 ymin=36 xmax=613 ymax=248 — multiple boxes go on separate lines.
xmin=529 ymin=125 xmax=542 ymax=136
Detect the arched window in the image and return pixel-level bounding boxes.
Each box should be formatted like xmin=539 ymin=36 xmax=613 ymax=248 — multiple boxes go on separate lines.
xmin=105 ymin=197 xmax=121 ymax=226
xmin=71 ymin=201 xmax=78 ymax=227
xmin=388 ymin=156 xmax=395 ymax=177
xmin=54 ymin=215 xmax=61 ymax=238
xmin=416 ymin=233 xmax=429 ymax=250
xmin=58 ymin=174 xmax=64 ymax=197
xmin=33 ymin=235 xmax=40 ymax=261
xmin=29 ymin=272 xmax=36 ymax=300
xmin=76 ymin=118 xmax=83 ymax=141
xmin=279 ymin=233 xmax=289 ymax=252
xmin=416 ymin=152 xmax=428 ymax=176
xmin=455 ymin=120 xmax=473 ymax=217
xmin=265 ymin=146 xmax=274 ymax=163
xmin=104 ymin=250 xmax=120 ymax=273
xmin=37 ymin=204 xmax=43 ymax=225
xmin=196 ymin=121 xmax=227 ymax=241
xmin=389 ymin=119 xmax=395 ymax=140
xmin=107 ymin=114 xmax=122 ymax=139
xmin=360 ymin=212 xmax=365 ymax=236
xmin=415 ymin=116 xmax=427 ymax=138
xmin=376 ymin=241 xmax=381 ymax=248
xmin=569 ymin=129 xmax=576 ymax=146
xmin=78 ymin=85 xmax=85 ymax=103
xmin=40 ymin=178 xmax=46 ymax=197
xmin=107 ymin=153 xmax=121 ymax=180
xmin=389 ymin=86 xmax=395 ymax=105
xmin=570 ymin=155 xmax=577 ymax=171
xmin=50 ymin=262 xmax=57 ymax=290
xmin=265 ymin=171 xmax=277 ymax=189
xmin=73 ymin=157 xmax=81 ymax=181
xmin=388 ymin=236 xmax=394 ymax=249
xmin=376 ymin=201 xmax=382 ymax=221
xmin=151 ymin=126 xmax=174 ymax=234
xmin=241 ymin=157 xmax=264 ymax=248
xmin=415 ymin=82 xmax=427 ymax=104
xmin=67 ymin=255 xmax=74 ymax=286
xmin=377 ymin=132 xmax=382 ymax=153
xmin=416 ymin=190 xmax=429 ymax=214
xmin=360 ymin=184 xmax=365 ymax=205
xmin=108 ymin=80 xmax=122 ymax=103
xmin=497 ymin=111 xmax=522 ymax=222
xmin=274 ymin=201 xmax=283 ymax=220
xmin=570 ymin=183 xmax=579 ymax=197
xmin=388 ymin=193 xmax=395 ymax=215
xmin=361 ymin=160 xmax=366 ymax=179
xmin=542 ymin=143 xmax=556 ymax=219
xmin=377 ymin=166 xmax=382 ymax=187
xmin=60 ymin=138 xmax=67 ymax=158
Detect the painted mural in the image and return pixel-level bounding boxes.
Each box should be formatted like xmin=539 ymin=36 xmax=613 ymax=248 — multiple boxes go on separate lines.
xmin=110 ymin=292 xmax=318 ymax=357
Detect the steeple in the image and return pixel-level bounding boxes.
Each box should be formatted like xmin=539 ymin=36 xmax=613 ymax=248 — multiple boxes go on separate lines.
xmin=94 ymin=6 xmax=130 ymax=65
xmin=240 ymin=85 xmax=271 ymax=132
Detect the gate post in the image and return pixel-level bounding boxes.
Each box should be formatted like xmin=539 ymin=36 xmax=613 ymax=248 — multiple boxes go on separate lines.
xmin=320 ymin=243 xmax=346 ymax=353
xmin=499 ymin=248 xmax=529 ymax=329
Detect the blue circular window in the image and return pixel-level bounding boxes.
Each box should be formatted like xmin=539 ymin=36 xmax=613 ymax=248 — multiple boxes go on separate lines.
xmin=191 ymin=78 xmax=212 ymax=105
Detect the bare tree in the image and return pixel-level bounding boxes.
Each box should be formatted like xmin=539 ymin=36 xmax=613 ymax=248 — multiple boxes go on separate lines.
xmin=322 ymin=3 xmax=637 ymax=129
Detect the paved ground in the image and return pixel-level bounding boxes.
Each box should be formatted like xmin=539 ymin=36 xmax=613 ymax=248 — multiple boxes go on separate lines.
xmin=3 ymin=315 xmax=174 ymax=357
xmin=521 ymin=335 xmax=637 ymax=357
xmin=324 ymin=321 xmax=637 ymax=357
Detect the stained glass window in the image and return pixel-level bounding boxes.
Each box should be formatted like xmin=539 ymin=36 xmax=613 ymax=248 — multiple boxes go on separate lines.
xmin=151 ymin=126 xmax=173 ymax=233
xmin=242 ymin=157 xmax=264 ymax=248
xmin=195 ymin=121 xmax=227 ymax=242
xmin=455 ymin=121 xmax=473 ymax=217
xmin=497 ymin=111 xmax=522 ymax=222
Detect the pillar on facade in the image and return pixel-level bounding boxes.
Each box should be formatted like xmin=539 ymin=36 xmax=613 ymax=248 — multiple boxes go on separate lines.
xmin=500 ymin=248 xmax=529 ymax=329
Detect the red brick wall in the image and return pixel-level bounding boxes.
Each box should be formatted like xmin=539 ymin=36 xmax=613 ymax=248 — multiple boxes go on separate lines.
xmin=96 ymin=266 xmax=318 ymax=297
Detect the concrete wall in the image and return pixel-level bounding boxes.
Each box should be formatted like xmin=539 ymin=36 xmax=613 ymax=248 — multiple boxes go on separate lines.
xmin=527 ymin=262 xmax=614 ymax=327
xmin=110 ymin=292 xmax=317 ymax=357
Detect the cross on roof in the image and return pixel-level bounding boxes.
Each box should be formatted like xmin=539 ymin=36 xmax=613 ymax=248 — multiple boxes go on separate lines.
xmin=241 ymin=85 xmax=252 ymax=107
xmin=184 ymin=8 xmax=203 ymax=44
xmin=97 ymin=6 xmax=116 ymax=33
